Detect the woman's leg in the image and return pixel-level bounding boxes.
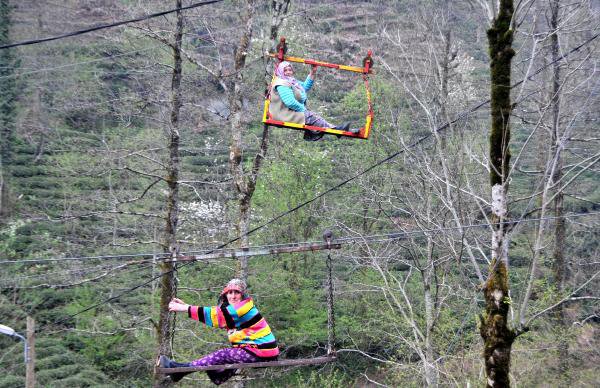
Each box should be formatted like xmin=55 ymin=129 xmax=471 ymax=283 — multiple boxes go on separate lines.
xmin=304 ymin=110 xmax=334 ymax=128
xmin=190 ymin=348 xmax=260 ymax=385
xmin=303 ymin=111 xmax=358 ymax=139
xmin=303 ymin=111 xmax=331 ymax=141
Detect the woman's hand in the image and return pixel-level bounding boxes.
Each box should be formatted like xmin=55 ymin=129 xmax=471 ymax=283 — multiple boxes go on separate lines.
xmin=309 ymin=64 xmax=318 ymax=78
xmin=169 ymin=298 xmax=190 ymax=313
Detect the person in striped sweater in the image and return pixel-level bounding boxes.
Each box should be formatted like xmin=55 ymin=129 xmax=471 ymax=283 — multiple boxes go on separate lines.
xmin=158 ymin=278 xmax=279 ymax=385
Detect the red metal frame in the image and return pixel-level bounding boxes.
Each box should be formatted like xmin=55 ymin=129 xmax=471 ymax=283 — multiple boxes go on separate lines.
xmin=263 ymin=38 xmax=374 ymax=140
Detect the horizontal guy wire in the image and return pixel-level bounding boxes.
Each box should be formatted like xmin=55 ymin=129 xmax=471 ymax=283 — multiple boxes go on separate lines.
xmin=3 ymin=210 xmax=598 ymax=265
xmin=0 ymin=262 xmax=154 ymax=290
xmin=0 ymin=24 xmax=247 ymax=80
xmin=335 ymin=211 xmax=600 ymax=244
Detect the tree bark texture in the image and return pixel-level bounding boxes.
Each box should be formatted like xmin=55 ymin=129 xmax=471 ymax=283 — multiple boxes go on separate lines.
xmin=228 ymin=0 xmax=256 ymax=281
xmin=488 ymin=1 xmax=514 ymax=187
xmin=228 ymin=0 xmax=285 ymax=282
xmin=423 ymin=237 xmax=438 ymax=387
xmin=549 ymin=0 xmax=569 ymax=377
xmin=270 ymin=0 xmax=290 ymax=41
xmin=154 ymin=1 xmax=184 ymax=386
xmin=480 ymin=1 xmax=516 ymax=387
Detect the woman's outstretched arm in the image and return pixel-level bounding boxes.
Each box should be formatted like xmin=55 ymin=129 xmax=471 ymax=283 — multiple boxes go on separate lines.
xmin=175 ymin=299 xmax=227 ymax=328
xmin=168 ymin=298 xmax=190 ymax=313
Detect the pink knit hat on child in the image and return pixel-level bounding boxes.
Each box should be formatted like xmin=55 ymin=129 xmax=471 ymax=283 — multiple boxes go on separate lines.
xmin=221 ymin=278 xmax=247 ymax=296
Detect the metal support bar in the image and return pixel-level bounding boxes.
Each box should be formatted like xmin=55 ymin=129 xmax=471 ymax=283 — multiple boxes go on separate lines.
xmin=326 ymin=251 xmax=335 ymax=355
xmin=324 ymin=229 xmax=336 ymax=356
xmin=268 ymin=53 xmax=371 ymax=74
xmin=26 ymin=317 xmax=35 ymax=388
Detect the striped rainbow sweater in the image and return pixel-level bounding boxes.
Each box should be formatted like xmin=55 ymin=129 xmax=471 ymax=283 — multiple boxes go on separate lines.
xmin=188 ymin=298 xmax=279 ymax=359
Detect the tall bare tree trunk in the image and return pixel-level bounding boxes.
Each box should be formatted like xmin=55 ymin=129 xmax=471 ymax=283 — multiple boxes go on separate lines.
xmin=479 ymin=1 xmax=516 ymax=387
xmin=229 ymin=0 xmax=289 ymax=282
xmin=549 ymin=0 xmax=569 ymax=378
xmin=154 ymin=1 xmax=184 ymax=386
xmin=228 ymin=0 xmax=256 ymax=281
xmin=0 ymin=162 xmax=5 ymax=219
xmin=270 ymin=0 xmax=290 ymax=41
xmin=423 ymin=236 xmax=438 ymax=387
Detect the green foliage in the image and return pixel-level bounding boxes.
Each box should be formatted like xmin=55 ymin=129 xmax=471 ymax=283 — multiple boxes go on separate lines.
xmin=33 ymin=337 xmax=111 ymax=387
xmin=0 ymin=2 xmax=597 ymax=387
xmin=253 ymin=143 xmax=334 ymax=243
xmin=0 ymin=219 xmax=25 ymax=257
xmin=0 ymin=376 xmax=24 ymax=388
xmin=0 ymin=298 xmax=114 ymax=386
xmin=75 ymin=331 xmax=131 ymax=373
xmin=290 ymin=368 xmax=349 ymax=388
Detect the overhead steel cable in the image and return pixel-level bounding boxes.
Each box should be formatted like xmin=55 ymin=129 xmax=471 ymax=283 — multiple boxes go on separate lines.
xmin=0 ymin=44 xmax=164 ymax=79
xmin=0 ymin=24 xmax=245 ymax=80
xmin=2 ymin=261 xmax=154 ymax=290
xmin=0 ymin=0 xmax=225 ymax=50
xmin=38 ymin=31 xmax=600 ymax=327
xmin=1 ymin=252 xmax=168 ymax=265
xmin=48 ymin=210 xmax=600 ymax=325
xmin=2 ymin=210 xmax=598 ymax=266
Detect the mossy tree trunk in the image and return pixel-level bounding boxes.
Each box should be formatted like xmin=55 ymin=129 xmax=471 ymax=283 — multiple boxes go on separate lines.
xmin=480 ymin=1 xmax=516 ymax=387
xmin=154 ymin=1 xmax=184 ymax=386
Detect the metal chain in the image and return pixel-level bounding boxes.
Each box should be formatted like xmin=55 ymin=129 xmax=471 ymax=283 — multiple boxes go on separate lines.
xmin=326 ymin=251 xmax=336 ymax=355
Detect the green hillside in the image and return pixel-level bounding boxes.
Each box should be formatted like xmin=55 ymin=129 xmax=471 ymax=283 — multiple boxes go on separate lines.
xmin=0 ymin=1 xmax=598 ymax=387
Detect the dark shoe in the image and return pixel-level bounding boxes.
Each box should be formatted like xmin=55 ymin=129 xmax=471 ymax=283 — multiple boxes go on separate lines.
xmin=303 ymin=130 xmax=325 ymax=141
xmin=334 ymin=122 xmax=350 ymax=132
xmin=158 ymin=355 xmax=192 ymax=383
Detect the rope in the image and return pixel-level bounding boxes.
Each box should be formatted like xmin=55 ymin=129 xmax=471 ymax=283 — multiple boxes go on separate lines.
xmin=326 ymin=250 xmax=336 ymax=355
xmin=169 ymin=248 xmax=179 ymax=356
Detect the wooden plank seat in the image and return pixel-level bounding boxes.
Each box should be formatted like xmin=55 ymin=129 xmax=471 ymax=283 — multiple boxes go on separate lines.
xmin=156 ymin=355 xmax=336 ymax=373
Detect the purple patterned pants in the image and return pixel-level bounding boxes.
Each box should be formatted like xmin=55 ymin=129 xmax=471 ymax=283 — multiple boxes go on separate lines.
xmin=191 ymin=348 xmax=259 ymax=385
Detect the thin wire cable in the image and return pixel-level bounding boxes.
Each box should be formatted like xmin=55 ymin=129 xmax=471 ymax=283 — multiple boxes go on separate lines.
xmin=35 ymin=32 xmax=600 ymax=328
xmin=0 ymin=24 xmax=245 ymax=80
xmin=0 ymin=260 xmax=153 ymax=285
xmin=4 ymin=210 xmax=598 ymax=268
xmin=0 ymin=0 xmax=225 ymax=50
xmin=0 ymin=212 xmax=600 ymax=288
xmin=335 ymin=211 xmax=600 ymax=244
xmin=0 ymin=44 xmax=165 ymax=80
xmin=3 ymin=262 xmax=154 ymax=290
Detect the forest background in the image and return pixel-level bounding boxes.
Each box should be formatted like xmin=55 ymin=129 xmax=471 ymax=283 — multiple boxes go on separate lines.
xmin=0 ymin=0 xmax=598 ymax=387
